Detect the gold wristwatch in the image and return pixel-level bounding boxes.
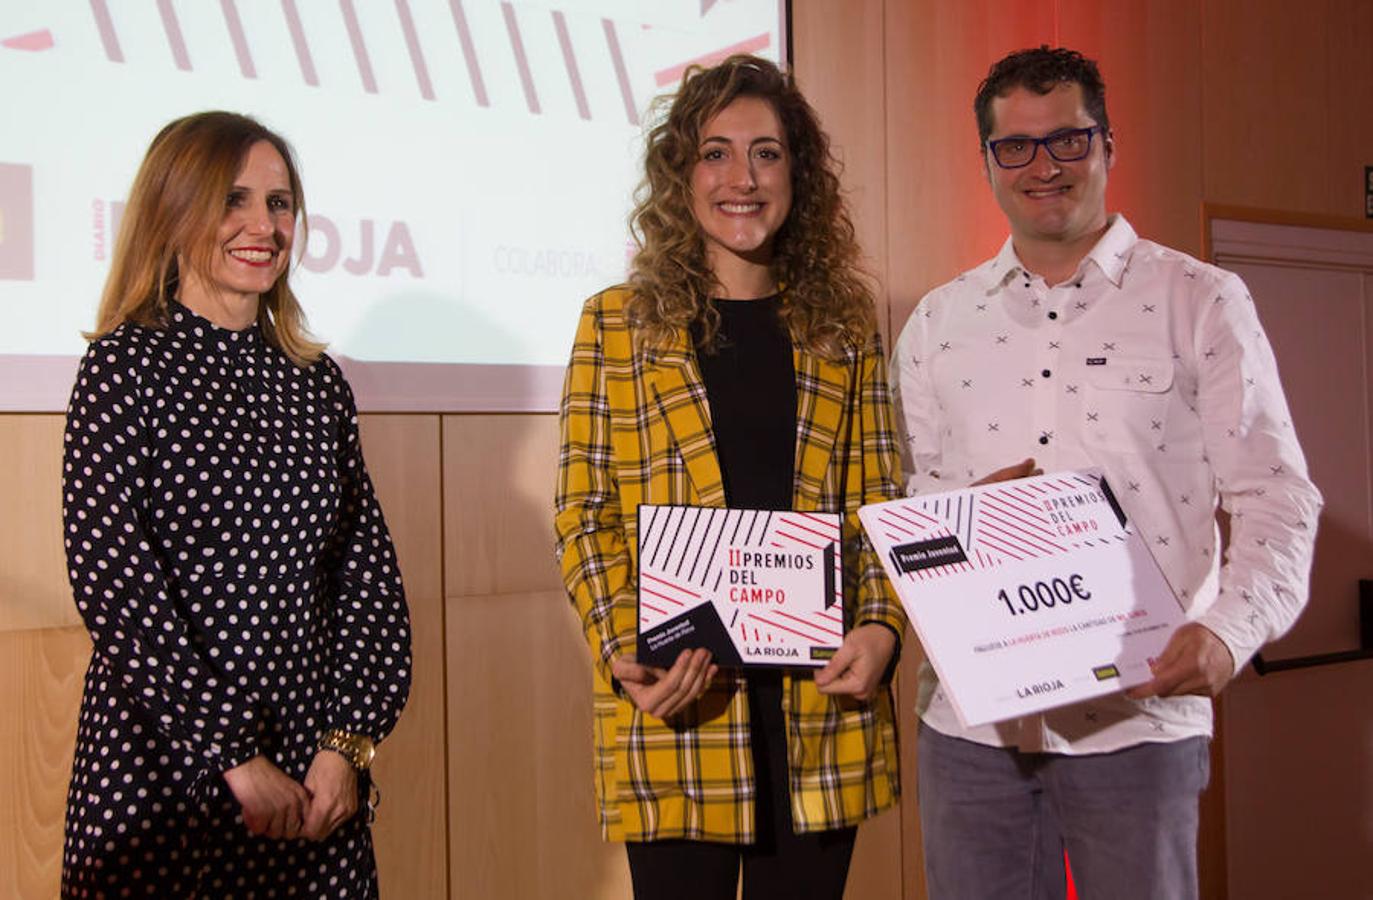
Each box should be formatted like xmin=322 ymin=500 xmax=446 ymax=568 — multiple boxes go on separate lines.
xmin=318 ymin=728 xmax=377 ymax=770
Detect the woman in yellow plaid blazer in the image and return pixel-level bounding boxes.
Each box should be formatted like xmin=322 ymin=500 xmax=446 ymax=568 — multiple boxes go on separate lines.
xmin=555 ymin=56 xmax=906 ymax=899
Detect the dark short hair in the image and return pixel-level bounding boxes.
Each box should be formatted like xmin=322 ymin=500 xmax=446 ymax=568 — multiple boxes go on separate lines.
xmin=974 ymin=46 xmax=1109 ymax=144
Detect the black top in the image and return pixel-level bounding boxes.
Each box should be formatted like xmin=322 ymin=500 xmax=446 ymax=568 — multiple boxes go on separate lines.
xmin=691 ymin=296 xmax=796 ymax=510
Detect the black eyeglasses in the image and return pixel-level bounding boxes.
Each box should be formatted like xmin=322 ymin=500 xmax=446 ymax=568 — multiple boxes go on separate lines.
xmin=986 ymin=126 xmax=1103 ymax=169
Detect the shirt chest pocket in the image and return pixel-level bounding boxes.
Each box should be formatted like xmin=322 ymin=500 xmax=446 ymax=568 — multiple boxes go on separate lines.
xmin=1081 ymin=356 xmax=1175 ymax=453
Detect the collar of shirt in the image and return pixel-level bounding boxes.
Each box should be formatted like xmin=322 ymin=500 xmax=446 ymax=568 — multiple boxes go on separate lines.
xmin=168 ymin=300 xmax=263 ymax=354
xmin=985 ymin=215 xmax=1140 ymax=328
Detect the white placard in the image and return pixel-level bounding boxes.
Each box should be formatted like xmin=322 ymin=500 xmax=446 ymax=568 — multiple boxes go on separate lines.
xmin=859 ymin=470 xmax=1185 ymax=726
xmin=636 ymin=506 xmax=843 ymax=669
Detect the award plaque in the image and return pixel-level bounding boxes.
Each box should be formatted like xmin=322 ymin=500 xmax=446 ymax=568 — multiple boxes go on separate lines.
xmin=636 ymin=505 xmax=843 ymax=669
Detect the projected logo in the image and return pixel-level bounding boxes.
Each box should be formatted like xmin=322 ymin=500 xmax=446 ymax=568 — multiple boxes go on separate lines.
xmin=0 ymin=164 xmax=35 ymax=280
xmin=86 ymin=200 xmax=423 ymax=278
xmin=301 ymin=217 xmax=423 ymax=278
xmin=91 ymin=199 xmax=125 ymax=262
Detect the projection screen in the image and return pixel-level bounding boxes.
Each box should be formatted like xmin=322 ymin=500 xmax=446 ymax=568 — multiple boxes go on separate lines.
xmin=0 ymin=1 xmax=788 ymax=411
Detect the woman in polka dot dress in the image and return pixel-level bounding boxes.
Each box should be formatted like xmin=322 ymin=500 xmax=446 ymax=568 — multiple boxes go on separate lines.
xmin=60 ymin=112 xmax=412 ymax=898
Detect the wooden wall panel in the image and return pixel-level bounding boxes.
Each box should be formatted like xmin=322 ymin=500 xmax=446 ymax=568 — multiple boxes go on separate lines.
xmin=360 ymin=415 xmax=449 ymax=899
xmin=1325 ymin=0 xmax=1373 ymax=218
xmin=445 ymin=587 xmax=630 ymax=900
xmin=883 ymin=0 xmax=1058 ymax=337
xmin=1202 ymin=0 xmax=1330 ymax=214
xmin=895 ymin=634 xmax=929 ymax=900
xmin=1222 ymin=662 xmax=1373 ymax=900
xmin=846 ymin=779 xmax=904 ymax=900
xmin=0 ymin=626 xmax=91 ymax=899
xmin=0 ymin=417 xmax=90 ymax=895
xmin=0 ymin=416 xmax=79 ymax=631
xmin=791 ymin=0 xmax=892 ymax=340
xmin=442 ymin=415 xmax=562 ymax=597
xmin=1059 ymin=0 xmax=1205 ymax=255
xmin=359 ymin=415 xmax=444 ymax=629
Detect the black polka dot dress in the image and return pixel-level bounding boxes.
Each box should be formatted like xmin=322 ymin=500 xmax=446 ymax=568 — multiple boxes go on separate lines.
xmin=60 ymin=302 xmax=412 ymax=898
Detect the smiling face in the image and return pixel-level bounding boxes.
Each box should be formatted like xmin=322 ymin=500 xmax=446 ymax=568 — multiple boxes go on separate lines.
xmin=689 ymin=95 xmax=792 ymax=286
xmin=179 ymin=140 xmax=295 ymax=322
xmin=985 ymin=81 xmax=1113 ymax=251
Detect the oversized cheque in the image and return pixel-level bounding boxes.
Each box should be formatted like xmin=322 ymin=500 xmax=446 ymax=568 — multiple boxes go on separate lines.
xmin=859 ymin=470 xmax=1186 ymax=726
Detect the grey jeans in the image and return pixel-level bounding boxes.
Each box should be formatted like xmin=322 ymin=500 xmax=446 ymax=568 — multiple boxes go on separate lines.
xmin=917 ymin=723 xmax=1210 ymax=900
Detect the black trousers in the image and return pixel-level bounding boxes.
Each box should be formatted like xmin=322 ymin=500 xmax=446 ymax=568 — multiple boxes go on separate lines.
xmin=624 ymin=673 xmax=858 ymax=900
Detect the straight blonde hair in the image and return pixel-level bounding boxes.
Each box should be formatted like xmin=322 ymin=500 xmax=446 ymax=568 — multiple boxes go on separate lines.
xmin=91 ymin=111 xmax=323 ymax=366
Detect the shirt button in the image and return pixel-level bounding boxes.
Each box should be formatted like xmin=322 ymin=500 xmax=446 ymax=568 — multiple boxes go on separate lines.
xmin=1039 ymin=435 xmax=1050 ymax=445
xmin=1041 ymin=369 xmax=1052 ymax=378
xmin=1048 ymin=311 xmax=1059 ymax=320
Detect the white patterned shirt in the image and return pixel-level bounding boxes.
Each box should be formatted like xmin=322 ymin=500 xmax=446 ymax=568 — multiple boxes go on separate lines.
xmin=890 ymin=215 xmax=1323 ymax=753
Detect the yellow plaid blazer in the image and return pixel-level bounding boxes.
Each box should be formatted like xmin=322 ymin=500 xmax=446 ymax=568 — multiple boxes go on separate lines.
xmin=555 ymin=286 xmax=907 ymax=843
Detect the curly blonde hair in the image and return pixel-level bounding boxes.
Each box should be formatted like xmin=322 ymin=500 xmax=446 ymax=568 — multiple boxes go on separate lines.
xmin=90 ymin=111 xmax=324 ymax=367
xmin=627 ymin=55 xmax=874 ymax=359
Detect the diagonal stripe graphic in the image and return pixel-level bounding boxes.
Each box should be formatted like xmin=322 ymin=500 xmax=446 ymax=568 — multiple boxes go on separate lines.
xmin=280 ymin=0 xmax=319 ymax=85
xmin=448 ymin=0 xmax=489 ymax=105
xmin=89 ymin=0 xmax=123 ymax=61
xmin=502 ymin=2 xmax=541 ymax=113
xmin=395 ymin=0 xmax=435 ymax=100
xmin=552 ymin=11 xmax=590 ymax=119
xmin=2 ymin=29 xmax=54 ymax=51
xmin=220 ymin=0 xmax=255 ymax=78
xmin=340 ymin=0 xmax=378 ymax=93
xmin=156 ymin=0 xmax=192 ymax=71
xmin=654 ymin=32 xmax=771 ymax=86
xmin=602 ymin=18 xmax=638 ymax=125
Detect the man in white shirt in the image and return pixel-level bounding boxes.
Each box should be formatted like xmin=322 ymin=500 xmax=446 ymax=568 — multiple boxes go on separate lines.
xmin=891 ymin=47 xmax=1322 ymax=899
